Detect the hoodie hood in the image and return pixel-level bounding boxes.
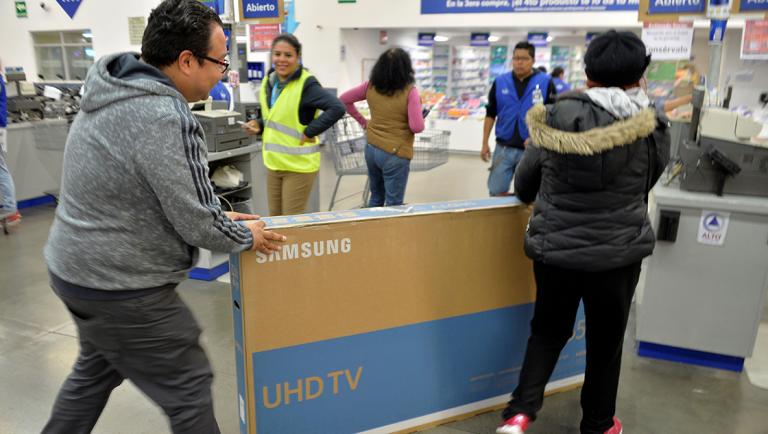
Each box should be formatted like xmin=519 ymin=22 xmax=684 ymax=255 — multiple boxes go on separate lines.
xmin=584 ymin=87 xmax=651 ymax=119
xmin=79 ymin=52 xmax=184 ymax=113
xmin=526 ymin=97 xmax=657 ymax=156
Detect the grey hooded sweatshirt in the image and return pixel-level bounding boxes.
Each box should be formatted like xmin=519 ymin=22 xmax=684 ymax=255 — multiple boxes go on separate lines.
xmin=44 ymin=53 xmax=253 ymax=291
xmin=514 ymin=91 xmax=670 ymax=272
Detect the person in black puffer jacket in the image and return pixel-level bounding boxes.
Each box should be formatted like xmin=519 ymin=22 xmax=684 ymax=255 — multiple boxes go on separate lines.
xmin=497 ymin=31 xmax=670 ymax=434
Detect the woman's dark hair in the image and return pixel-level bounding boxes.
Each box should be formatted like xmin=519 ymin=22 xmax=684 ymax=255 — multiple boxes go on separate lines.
xmin=271 ymin=33 xmax=302 ymax=57
xmin=551 ymin=66 xmax=565 ymax=78
xmin=369 ymin=48 xmax=415 ymax=96
xmin=141 ymin=0 xmax=223 ymax=68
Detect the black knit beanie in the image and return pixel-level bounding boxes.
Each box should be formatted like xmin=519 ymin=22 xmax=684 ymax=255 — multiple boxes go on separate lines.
xmin=584 ymin=30 xmax=651 ymax=88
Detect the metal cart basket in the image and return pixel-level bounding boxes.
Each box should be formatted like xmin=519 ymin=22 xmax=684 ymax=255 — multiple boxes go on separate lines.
xmin=326 ymin=116 xmax=450 ymax=210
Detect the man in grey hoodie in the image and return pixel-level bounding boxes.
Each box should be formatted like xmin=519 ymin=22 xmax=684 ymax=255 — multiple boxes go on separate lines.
xmin=41 ymin=1 xmax=285 ymax=433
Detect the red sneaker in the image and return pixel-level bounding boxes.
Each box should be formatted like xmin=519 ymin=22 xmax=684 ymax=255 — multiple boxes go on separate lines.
xmin=497 ymin=414 xmax=530 ymax=434
xmin=604 ymin=416 xmax=623 ymax=434
xmin=5 ymin=211 xmax=21 ymax=226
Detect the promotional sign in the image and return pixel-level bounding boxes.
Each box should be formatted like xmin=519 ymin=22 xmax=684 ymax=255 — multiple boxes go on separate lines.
xmin=249 ymin=23 xmax=281 ymax=52
xmin=697 ymin=210 xmax=730 ymax=246
xmin=418 ymin=32 xmax=436 ymax=47
xmin=421 ymin=0 xmax=639 ymax=13
xmin=528 ymin=32 xmax=549 ymax=47
xmin=56 ymin=0 xmax=83 ymax=19
xmin=128 ymin=17 xmax=146 ymax=46
xmin=231 ymin=199 xmax=586 ymax=434
xmin=741 ymin=19 xmax=768 ymax=59
xmin=239 ymin=0 xmax=284 ymax=23
xmin=641 ymin=22 xmax=694 ymax=60
xmin=470 ymin=32 xmax=490 ymax=47
xmin=15 ymin=0 xmax=27 ymax=17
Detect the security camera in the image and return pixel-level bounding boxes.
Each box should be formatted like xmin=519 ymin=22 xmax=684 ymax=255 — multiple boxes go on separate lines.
xmin=40 ymin=2 xmax=48 ymax=10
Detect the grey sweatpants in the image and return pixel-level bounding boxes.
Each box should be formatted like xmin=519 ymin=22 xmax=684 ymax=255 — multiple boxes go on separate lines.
xmin=42 ymin=287 xmax=220 ymax=434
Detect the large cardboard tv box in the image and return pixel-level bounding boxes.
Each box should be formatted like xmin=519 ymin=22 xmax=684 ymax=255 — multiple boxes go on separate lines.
xmin=230 ymin=198 xmax=586 ymax=434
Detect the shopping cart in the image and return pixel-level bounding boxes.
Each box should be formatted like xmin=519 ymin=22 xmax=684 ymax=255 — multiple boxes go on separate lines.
xmin=326 ymin=116 xmax=450 ymax=210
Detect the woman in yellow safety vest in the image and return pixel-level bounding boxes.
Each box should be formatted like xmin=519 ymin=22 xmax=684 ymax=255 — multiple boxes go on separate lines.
xmin=243 ymin=34 xmax=345 ymax=216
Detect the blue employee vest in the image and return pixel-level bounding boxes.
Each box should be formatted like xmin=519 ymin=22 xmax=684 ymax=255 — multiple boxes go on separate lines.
xmin=553 ymin=77 xmax=571 ymax=94
xmin=494 ymin=71 xmax=551 ymax=141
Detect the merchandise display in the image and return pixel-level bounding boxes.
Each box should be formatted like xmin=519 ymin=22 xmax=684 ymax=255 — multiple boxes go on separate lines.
xmin=409 ymin=47 xmax=434 ymax=92
xmin=450 ymin=45 xmax=490 ymax=98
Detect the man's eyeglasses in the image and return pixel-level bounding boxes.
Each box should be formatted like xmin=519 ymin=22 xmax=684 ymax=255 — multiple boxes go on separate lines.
xmin=199 ymin=55 xmax=230 ymax=73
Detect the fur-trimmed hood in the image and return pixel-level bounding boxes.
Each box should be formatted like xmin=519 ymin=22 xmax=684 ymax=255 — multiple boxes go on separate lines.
xmin=525 ymin=97 xmax=657 ymax=156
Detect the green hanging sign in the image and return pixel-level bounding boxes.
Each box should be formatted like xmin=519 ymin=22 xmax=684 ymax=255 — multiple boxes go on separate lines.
xmin=15 ymin=1 xmax=28 ymax=18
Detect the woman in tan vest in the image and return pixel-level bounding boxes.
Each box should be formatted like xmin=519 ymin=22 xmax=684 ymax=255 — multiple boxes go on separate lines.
xmin=340 ymin=48 xmax=425 ymax=207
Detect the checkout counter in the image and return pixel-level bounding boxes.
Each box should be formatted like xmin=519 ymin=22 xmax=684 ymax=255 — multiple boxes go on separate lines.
xmin=636 ymin=90 xmax=768 ymax=371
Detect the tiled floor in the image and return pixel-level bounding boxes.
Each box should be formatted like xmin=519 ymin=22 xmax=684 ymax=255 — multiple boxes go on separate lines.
xmin=1 ymin=153 xmax=767 ymax=433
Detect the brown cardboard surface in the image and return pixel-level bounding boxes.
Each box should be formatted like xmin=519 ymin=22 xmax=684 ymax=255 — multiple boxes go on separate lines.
xmin=236 ymin=204 xmax=534 ymax=433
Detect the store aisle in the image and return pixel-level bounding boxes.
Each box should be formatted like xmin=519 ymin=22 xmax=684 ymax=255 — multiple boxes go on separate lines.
xmin=1 ymin=154 xmax=767 ymax=434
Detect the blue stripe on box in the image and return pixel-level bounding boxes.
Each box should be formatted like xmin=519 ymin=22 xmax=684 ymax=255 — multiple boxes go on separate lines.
xmin=229 ymin=254 xmax=248 ymax=434
xmin=638 ymin=341 xmax=744 ymax=372
xmin=250 ymin=303 xmax=586 ymax=434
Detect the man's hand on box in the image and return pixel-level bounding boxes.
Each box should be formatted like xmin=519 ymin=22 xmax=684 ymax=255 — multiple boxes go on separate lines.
xmin=226 ymin=211 xmax=260 ymax=221
xmin=244 ymin=220 xmax=286 ymax=254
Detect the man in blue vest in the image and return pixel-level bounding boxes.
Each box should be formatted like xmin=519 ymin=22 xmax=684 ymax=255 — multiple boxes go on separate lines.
xmin=481 ymin=41 xmax=557 ymax=196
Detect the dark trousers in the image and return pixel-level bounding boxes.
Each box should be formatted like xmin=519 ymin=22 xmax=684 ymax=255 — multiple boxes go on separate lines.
xmin=42 ymin=287 xmax=220 ymax=434
xmin=504 ymin=261 xmax=641 ymax=434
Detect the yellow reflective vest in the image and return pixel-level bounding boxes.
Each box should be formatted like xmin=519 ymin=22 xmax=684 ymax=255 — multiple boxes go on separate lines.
xmin=259 ymin=69 xmax=320 ymax=173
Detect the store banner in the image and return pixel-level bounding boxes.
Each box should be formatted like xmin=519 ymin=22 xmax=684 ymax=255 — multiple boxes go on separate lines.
xmin=647 ymin=0 xmax=705 ymax=15
xmin=56 ymin=0 xmax=83 ymax=19
xmin=641 ymin=22 xmax=694 ymax=60
xmin=741 ymin=19 xmax=768 ymax=59
xmin=421 ymin=0 xmax=639 ymax=14
xmin=418 ymin=32 xmax=437 ymax=47
xmin=250 ymin=23 xmax=281 ymax=52
xmin=470 ymin=32 xmax=490 ymax=46
xmin=740 ymin=0 xmax=768 ymax=11
xmin=528 ymin=32 xmax=549 ymax=47
xmin=240 ymin=0 xmax=283 ymax=23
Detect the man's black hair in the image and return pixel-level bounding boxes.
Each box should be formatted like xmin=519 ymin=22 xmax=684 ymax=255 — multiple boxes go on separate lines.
xmin=141 ymin=0 xmax=224 ymax=69
xmin=513 ymin=41 xmax=535 ymax=59
xmin=551 ymin=66 xmax=565 ymax=78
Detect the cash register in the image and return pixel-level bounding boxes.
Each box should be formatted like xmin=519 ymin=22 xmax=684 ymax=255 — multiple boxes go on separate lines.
xmin=678 ymin=89 xmax=768 ymax=197
xmin=192 ymin=109 xmax=250 ymax=153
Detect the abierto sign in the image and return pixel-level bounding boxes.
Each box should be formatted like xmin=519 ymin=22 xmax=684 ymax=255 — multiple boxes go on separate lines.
xmin=642 ymin=22 xmax=694 ymax=60
xmin=239 ymin=0 xmax=284 ymax=23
